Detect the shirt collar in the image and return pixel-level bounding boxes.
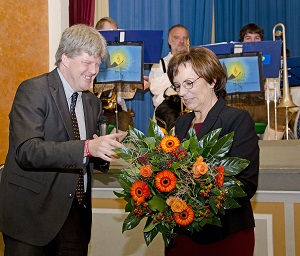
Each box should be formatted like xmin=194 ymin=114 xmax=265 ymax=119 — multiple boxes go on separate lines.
xmin=57 ymin=68 xmax=82 ymax=101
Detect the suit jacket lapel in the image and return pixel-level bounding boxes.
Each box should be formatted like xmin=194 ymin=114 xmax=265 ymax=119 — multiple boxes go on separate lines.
xmin=48 ymin=69 xmax=75 ymax=140
xmin=197 ymin=97 xmax=226 ymax=140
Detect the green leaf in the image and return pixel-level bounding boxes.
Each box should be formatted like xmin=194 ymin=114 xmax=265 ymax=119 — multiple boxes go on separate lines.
xmin=117 ymin=173 xmax=135 ymax=192
xmin=113 ymin=190 xmax=127 ymax=198
xmin=122 ymin=212 xmax=141 ymax=232
xmin=159 ymin=225 xmax=171 ymax=246
xmin=209 ymin=196 xmax=219 ymax=214
xmin=223 ymin=184 xmax=246 ymax=198
xmin=186 ymin=126 xmax=197 ymax=139
xmin=144 ymin=137 xmax=157 ymax=149
xmin=189 ymin=136 xmax=199 ymax=151
xmin=128 ymin=125 xmax=146 ymax=140
xmin=144 ymin=223 xmax=159 ymax=246
xmin=198 ymin=128 xmax=221 ymax=148
xmin=148 ymin=119 xmax=165 ymax=140
xmin=210 ymin=132 xmax=234 ymax=158
xmin=218 ymin=157 xmax=250 ymax=176
xmin=125 ymin=201 xmax=134 ymax=212
xmin=222 ymin=197 xmax=241 ymax=209
xmin=144 ymin=220 xmax=157 ymax=233
xmin=181 ymin=139 xmax=190 ymax=150
xmin=113 ymin=147 xmax=137 ymax=161
xmin=148 ymin=194 xmax=168 ymax=212
xmin=210 ymin=216 xmax=222 ymax=227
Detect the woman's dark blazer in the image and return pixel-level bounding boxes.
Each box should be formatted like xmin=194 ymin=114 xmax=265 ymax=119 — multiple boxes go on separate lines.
xmin=0 ymin=69 xmax=102 ymax=246
xmin=174 ymin=97 xmax=259 ymax=244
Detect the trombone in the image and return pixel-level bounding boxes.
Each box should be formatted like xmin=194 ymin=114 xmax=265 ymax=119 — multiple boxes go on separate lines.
xmin=272 ymin=23 xmax=297 ymax=139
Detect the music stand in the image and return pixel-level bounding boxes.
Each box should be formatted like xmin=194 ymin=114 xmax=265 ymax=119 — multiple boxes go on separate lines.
xmin=201 ymin=42 xmax=234 ymax=55
xmin=94 ymin=41 xmax=145 ymax=134
xmin=202 ymin=41 xmax=282 ymax=79
xmin=218 ymin=52 xmax=264 ymax=94
xmin=287 ymin=56 xmax=300 ymax=87
xmin=99 ymin=29 xmax=163 ymax=64
xmin=237 ymin=40 xmax=282 ymax=78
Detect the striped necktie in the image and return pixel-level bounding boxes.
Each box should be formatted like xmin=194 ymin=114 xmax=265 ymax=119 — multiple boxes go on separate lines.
xmin=70 ymin=92 xmax=84 ymax=204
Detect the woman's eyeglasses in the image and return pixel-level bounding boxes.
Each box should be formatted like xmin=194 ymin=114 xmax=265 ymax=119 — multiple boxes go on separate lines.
xmin=171 ymin=77 xmax=200 ymax=92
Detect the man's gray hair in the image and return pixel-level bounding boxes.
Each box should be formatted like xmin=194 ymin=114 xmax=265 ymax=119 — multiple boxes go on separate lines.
xmin=55 ymin=24 xmax=108 ymax=66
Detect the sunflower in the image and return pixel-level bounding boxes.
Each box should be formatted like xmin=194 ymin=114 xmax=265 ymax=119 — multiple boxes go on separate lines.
xmin=130 ymin=181 xmax=151 ymax=203
xmin=155 ymin=170 xmax=177 ymax=192
xmin=173 ymin=205 xmax=195 ymax=226
xmin=160 ymin=136 xmax=180 ymax=153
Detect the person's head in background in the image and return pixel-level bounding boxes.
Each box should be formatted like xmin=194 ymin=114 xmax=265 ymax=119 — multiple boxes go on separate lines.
xmin=95 ymin=17 xmax=118 ymax=30
xmin=240 ymin=23 xmax=264 ymax=42
xmin=168 ymin=24 xmax=189 ymax=55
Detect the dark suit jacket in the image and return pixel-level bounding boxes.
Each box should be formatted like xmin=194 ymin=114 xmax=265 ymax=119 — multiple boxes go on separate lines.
xmin=0 ymin=69 xmax=102 ymax=246
xmin=174 ymin=97 xmax=259 ymax=244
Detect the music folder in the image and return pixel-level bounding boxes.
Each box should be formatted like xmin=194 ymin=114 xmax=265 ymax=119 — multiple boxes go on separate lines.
xmin=201 ymin=41 xmax=282 ymax=79
xmin=98 ymin=29 xmax=163 ymax=64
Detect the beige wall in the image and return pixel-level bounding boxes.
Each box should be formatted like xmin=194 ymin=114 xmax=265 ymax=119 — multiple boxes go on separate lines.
xmin=0 ymin=0 xmax=49 ymax=163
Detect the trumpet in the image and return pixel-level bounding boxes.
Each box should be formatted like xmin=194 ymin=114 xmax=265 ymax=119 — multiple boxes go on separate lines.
xmin=272 ymin=23 xmax=297 ymax=139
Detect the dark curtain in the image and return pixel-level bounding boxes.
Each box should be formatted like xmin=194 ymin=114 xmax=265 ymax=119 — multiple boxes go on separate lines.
xmin=214 ymin=0 xmax=300 ymax=57
xmin=69 ymin=0 xmax=95 ymax=26
xmin=109 ymin=0 xmax=213 ymax=134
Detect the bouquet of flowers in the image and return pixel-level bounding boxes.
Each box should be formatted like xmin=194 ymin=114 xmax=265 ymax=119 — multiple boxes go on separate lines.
xmin=113 ymin=120 xmax=249 ymax=246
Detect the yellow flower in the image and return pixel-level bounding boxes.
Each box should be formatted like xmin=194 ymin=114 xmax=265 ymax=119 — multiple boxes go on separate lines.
xmin=191 ymin=156 xmax=208 ymax=178
xmin=160 ymin=136 xmax=180 ymax=153
xmin=140 ymin=164 xmax=153 ymax=178
xmin=173 ymin=205 xmax=195 ymax=226
xmin=130 ymin=181 xmax=151 ymax=203
xmin=166 ymin=196 xmax=187 ymax=213
xmin=155 ymin=170 xmax=177 ymax=192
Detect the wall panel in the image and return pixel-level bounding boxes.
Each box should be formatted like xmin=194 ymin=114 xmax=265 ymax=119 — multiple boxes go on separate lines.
xmin=0 ymin=0 xmax=48 ymax=163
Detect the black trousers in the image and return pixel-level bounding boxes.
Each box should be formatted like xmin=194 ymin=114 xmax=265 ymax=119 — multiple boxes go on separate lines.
xmin=3 ymin=199 xmax=90 ymax=256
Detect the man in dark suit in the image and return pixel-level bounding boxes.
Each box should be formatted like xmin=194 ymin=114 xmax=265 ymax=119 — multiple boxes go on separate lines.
xmin=0 ymin=24 xmax=124 ymax=255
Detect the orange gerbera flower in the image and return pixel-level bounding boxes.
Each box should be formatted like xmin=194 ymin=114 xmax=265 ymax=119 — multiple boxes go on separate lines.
xmin=173 ymin=205 xmax=195 ymax=226
xmin=140 ymin=164 xmax=153 ymax=178
xmin=130 ymin=181 xmax=151 ymax=203
xmin=160 ymin=136 xmax=180 ymax=153
xmin=155 ymin=170 xmax=177 ymax=192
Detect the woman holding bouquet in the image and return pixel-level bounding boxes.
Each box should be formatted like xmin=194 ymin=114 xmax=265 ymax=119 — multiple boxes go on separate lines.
xmin=165 ymin=46 xmax=259 ymax=255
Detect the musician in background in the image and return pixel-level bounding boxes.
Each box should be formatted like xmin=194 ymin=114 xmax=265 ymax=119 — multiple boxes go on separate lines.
xmin=239 ymin=23 xmax=264 ymax=42
xmin=236 ymin=23 xmax=292 ymax=139
xmin=149 ymin=25 xmax=189 ymax=131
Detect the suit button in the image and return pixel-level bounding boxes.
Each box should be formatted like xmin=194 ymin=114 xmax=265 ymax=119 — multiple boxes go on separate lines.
xmin=68 ymin=193 xmax=73 ymax=198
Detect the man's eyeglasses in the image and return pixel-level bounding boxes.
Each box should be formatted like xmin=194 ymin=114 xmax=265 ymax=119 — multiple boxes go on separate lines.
xmin=171 ymin=77 xmax=200 ymax=92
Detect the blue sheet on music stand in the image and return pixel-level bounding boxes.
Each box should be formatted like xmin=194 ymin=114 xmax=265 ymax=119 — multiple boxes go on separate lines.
xmin=239 ymin=41 xmax=282 ymax=78
xmin=287 ymin=57 xmax=300 ymax=87
xmin=99 ymin=30 xmax=163 ymax=64
xmin=201 ymin=43 xmax=234 ymax=55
